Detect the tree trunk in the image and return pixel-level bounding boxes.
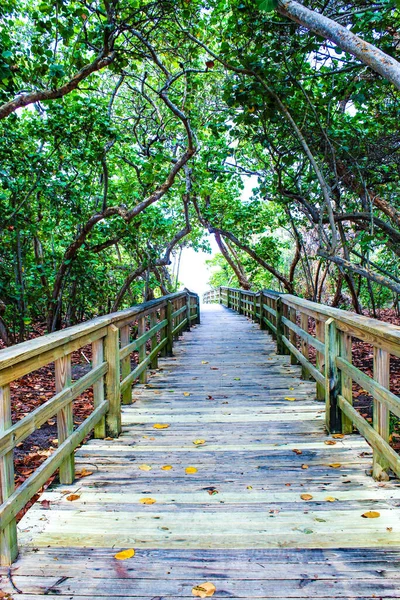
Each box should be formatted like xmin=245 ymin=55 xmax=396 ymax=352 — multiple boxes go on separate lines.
xmin=277 ymin=0 xmax=400 ymax=90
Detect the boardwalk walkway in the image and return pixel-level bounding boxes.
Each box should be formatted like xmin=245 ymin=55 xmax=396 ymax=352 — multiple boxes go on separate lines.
xmin=2 ymin=304 xmax=400 ymax=598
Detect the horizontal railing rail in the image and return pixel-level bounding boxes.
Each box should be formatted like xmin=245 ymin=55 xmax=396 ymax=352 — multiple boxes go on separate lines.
xmin=204 ymin=286 xmax=400 ymax=483
xmin=0 ymin=289 xmax=200 ymax=565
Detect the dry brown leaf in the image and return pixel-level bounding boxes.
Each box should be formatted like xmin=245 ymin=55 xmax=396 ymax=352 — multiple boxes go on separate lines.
xmin=186 ymin=466 xmax=198 ymax=474
xmin=301 ymin=464 xmax=309 ymax=469
xmin=139 ymin=464 xmax=152 ymax=471
xmin=362 ymin=511 xmax=380 ymax=518
xmin=332 ymin=433 xmax=344 ymax=439
xmin=324 ymin=440 xmax=336 ymax=445
xmin=192 ymin=582 xmax=216 ymax=598
xmin=183 ymin=392 xmax=191 ymax=397
xmin=153 ymin=423 xmax=170 ymax=429
xmin=139 ymin=497 xmax=156 ymax=504
xmin=300 ymin=494 xmax=313 ymax=501
xmin=293 ymin=449 xmax=302 ymax=455
xmin=76 ymin=468 xmax=93 ymax=478
xmin=66 ymin=494 xmax=80 ymax=502
xmin=329 ymin=463 xmax=342 ymax=469
xmin=114 ymin=548 xmax=135 ymax=560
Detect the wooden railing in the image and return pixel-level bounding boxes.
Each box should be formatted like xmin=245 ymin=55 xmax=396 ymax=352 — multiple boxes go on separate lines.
xmin=204 ymin=286 xmax=400 ymax=482
xmin=0 ymin=290 xmax=199 ymax=565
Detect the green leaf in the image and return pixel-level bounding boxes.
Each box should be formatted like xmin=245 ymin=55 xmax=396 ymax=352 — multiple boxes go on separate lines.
xmin=256 ymin=0 xmax=278 ymax=12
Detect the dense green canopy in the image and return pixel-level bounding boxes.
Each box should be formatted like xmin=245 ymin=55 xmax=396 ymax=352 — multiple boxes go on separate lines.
xmin=0 ymin=0 xmax=399 ymax=342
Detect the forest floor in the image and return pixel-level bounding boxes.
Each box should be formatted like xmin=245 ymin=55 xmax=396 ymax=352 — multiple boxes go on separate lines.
xmin=1 ymin=307 xmax=400 ymax=522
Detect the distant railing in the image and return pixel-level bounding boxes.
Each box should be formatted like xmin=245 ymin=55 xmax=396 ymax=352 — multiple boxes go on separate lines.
xmin=0 ymin=290 xmax=200 ymax=565
xmin=204 ymin=286 xmax=400 ymax=482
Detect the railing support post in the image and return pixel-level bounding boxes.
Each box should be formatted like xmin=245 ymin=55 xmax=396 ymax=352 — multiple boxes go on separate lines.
xmin=196 ymin=296 xmax=200 ymax=324
xmin=56 ymin=354 xmax=74 ymax=484
xmin=226 ymin=288 xmax=230 ymax=309
xmin=253 ymin=294 xmax=257 ymax=323
xmin=185 ymin=294 xmax=191 ymax=332
xmin=276 ymin=297 xmax=286 ymax=355
xmin=325 ymin=318 xmax=342 ymax=434
xmin=150 ymin=311 xmax=159 ymax=367
xmin=315 ymin=319 xmax=325 ymax=399
xmin=300 ymin=312 xmax=311 ymax=380
xmin=260 ymin=292 xmax=266 ymax=330
xmin=373 ymin=347 xmax=390 ymax=480
xmin=0 ymin=384 xmax=18 ymax=566
xmin=238 ymin=290 xmax=243 ymax=314
xmin=166 ymin=300 xmax=174 ymax=356
xmin=105 ymin=324 xmax=121 ymax=437
xmin=120 ymin=325 xmax=132 ymax=405
xmin=289 ymin=307 xmax=299 ymax=365
xmin=93 ymin=338 xmax=106 ymax=437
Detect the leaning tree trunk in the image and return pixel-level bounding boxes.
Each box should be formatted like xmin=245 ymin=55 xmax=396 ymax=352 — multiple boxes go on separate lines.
xmin=277 ymin=0 xmax=400 ymax=90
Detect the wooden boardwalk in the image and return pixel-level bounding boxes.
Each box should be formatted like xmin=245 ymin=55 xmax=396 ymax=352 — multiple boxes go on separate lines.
xmin=2 ymin=304 xmax=400 ymax=598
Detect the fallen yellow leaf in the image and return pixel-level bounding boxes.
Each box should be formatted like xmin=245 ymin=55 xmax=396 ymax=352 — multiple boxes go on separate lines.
xmin=325 ymin=497 xmax=336 ymax=502
xmin=201 ymin=361 xmax=209 ymax=364
xmin=139 ymin=464 xmax=152 ymax=471
xmin=192 ymin=582 xmax=216 ymax=598
xmin=186 ymin=466 xmax=197 ymax=474
xmin=193 ymin=439 xmax=206 ymax=445
xmin=161 ymin=465 xmax=173 ymax=470
xmin=300 ymin=494 xmax=313 ymax=501
xmin=329 ymin=463 xmax=342 ymax=469
xmin=247 ymin=485 xmax=253 ymax=490
xmin=184 ymin=392 xmax=191 ymax=397
xmin=301 ymin=464 xmax=309 ymax=469
xmin=332 ymin=433 xmax=344 ymax=439
xmin=324 ymin=440 xmax=336 ymax=445
xmin=362 ymin=511 xmax=380 ymax=518
xmin=139 ymin=497 xmax=156 ymax=504
xmin=285 ymin=397 xmax=296 ymax=401
xmin=114 ymin=548 xmax=135 ymax=560
xmin=154 ymin=423 xmax=170 ymax=429
xmin=66 ymin=494 xmax=80 ymax=502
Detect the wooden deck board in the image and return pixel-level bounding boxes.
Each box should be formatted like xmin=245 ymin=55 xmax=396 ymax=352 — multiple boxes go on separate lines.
xmin=1 ymin=304 xmax=400 ymax=597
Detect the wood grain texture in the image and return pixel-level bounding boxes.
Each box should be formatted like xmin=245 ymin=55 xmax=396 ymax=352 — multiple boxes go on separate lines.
xmin=3 ymin=305 xmax=400 ymax=597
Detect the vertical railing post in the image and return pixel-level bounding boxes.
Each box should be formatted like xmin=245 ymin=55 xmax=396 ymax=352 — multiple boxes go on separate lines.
xmin=340 ymin=333 xmax=353 ymax=433
xmin=252 ymin=293 xmax=257 ymax=323
xmin=56 ymin=354 xmax=74 ymax=484
xmin=300 ymin=312 xmax=311 ymax=380
xmin=0 ymin=384 xmax=18 ymax=565
xmin=260 ymin=292 xmax=266 ymax=330
xmin=325 ymin=318 xmax=342 ymax=434
xmin=373 ymin=347 xmax=390 ymax=480
xmin=150 ymin=310 xmax=159 ymax=367
xmin=185 ymin=294 xmax=191 ymax=332
xmin=166 ymin=300 xmax=174 ymax=355
xmin=196 ymin=295 xmax=200 ymax=324
xmin=219 ymin=287 xmax=222 ymax=304
xmin=289 ymin=307 xmax=299 ymax=365
xmin=226 ymin=288 xmax=230 ymax=309
xmin=238 ymin=290 xmax=243 ymax=314
xmin=160 ymin=305 xmax=167 ymax=357
xmin=105 ymin=324 xmax=121 ymax=437
xmin=276 ymin=297 xmax=285 ymax=355
xmin=120 ymin=325 xmax=132 ymax=405
xmin=138 ymin=315 xmax=148 ymax=383
xmin=93 ymin=338 xmax=106 ymax=437
xmin=315 ymin=319 xmax=325 ymax=400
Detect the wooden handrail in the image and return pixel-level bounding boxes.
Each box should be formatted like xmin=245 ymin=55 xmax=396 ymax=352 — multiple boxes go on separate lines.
xmin=0 ymin=290 xmax=200 ymax=566
xmin=204 ymin=286 xmax=400 ymax=483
